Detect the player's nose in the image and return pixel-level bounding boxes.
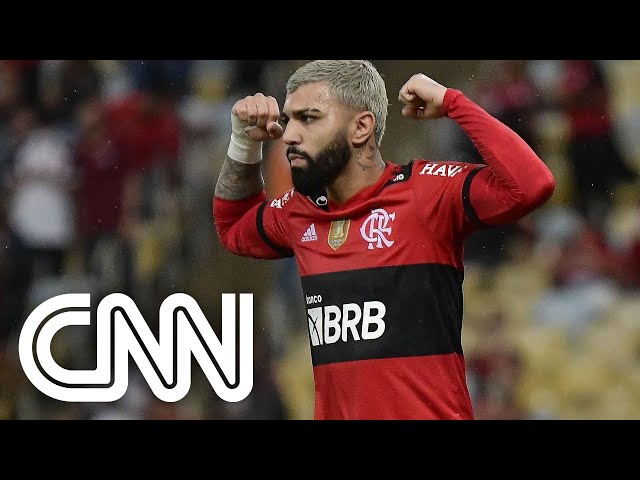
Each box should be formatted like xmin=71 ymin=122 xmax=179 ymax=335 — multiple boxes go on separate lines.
xmin=282 ymin=123 xmax=302 ymax=146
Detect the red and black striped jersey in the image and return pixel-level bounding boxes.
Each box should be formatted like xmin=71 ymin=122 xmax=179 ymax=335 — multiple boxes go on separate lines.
xmin=213 ymin=89 xmax=555 ymax=420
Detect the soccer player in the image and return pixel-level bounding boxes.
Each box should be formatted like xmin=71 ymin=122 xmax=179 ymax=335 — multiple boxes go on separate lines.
xmin=213 ymin=60 xmax=555 ymax=420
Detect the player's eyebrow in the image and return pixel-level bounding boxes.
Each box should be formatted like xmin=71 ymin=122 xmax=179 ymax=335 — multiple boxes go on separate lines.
xmin=280 ymin=108 xmax=322 ymax=121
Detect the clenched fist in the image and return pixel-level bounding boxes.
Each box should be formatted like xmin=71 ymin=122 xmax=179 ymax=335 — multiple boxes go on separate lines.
xmin=398 ymin=74 xmax=448 ymax=120
xmin=231 ymin=93 xmax=284 ymax=142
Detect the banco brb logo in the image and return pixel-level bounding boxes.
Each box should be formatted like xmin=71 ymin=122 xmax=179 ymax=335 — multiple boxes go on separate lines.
xmin=18 ymin=293 xmax=253 ymax=403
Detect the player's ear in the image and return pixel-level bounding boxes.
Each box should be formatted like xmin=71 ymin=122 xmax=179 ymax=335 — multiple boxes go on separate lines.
xmin=350 ymin=111 xmax=375 ymax=148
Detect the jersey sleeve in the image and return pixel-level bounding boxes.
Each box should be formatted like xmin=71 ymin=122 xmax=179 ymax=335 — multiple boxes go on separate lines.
xmin=443 ymin=89 xmax=556 ymax=228
xmin=411 ymin=160 xmax=486 ymax=238
xmin=213 ymin=189 xmax=294 ymax=259
xmin=412 ymin=88 xmax=556 ymax=239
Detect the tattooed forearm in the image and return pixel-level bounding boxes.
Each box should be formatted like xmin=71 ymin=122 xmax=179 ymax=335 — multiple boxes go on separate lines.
xmin=215 ymin=156 xmax=264 ymax=200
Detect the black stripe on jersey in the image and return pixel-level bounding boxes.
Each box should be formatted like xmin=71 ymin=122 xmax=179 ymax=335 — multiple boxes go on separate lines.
xmin=382 ymin=160 xmax=414 ymax=189
xmin=300 ymin=263 xmax=464 ymax=367
xmin=462 ymin=166 xmax=489 ymax=228
xmin=256 ymin=201 xmax=294 ymax=257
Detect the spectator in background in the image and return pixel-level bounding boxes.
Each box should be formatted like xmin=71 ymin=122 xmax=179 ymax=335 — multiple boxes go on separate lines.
xmin=1 ymin=106 xmax=39 ymax=193
xmin=0 ymin=61 xmax=41 ymax=116
xmin=558 ymin=60 xmax=637 ymax=222
xmin=106 ymin=68 xmax=183 ymax=217
xmin=104 ymin=66 xmax=185 ymax=317
xmin=7 ymin=109 xmax=75 ymax=279
xmin=3 ymin=108 xmax=76 ymax=377
xmin=466 ymin=311 xmax=527 ymax=420
xmin=127 ymin=60 xmax=192 ymax=100
xmin=535 ymin=220 xmax=624 ymax=335
xmin=628 ymin=235 xmax=640 ymax=287
xmin=0 ymin=106 xmax=39 ymax=347
xmin=0 ymin=201 xmax=18 ymax=347
xmin=73 ymin=96 xmax=132 ymax=295
xmin=552 ymin=221 xmax=626 ymax=287
xmin=75 ymin=97 xmax=124 ymax=245
xmin=40 ymin=60 xmax=102 ymax=132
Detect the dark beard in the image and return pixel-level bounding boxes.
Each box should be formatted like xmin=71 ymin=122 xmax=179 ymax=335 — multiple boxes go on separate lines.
xmin=288 ymin=131 xmax=351 ymax=196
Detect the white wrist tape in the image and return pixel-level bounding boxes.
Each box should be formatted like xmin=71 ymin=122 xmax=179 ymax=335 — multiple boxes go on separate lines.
xmin=227 ymin=112 xmax=263 ymax=164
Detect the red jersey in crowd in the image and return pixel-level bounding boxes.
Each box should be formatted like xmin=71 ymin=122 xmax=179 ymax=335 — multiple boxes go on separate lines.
xmin=106 ymin=91 xmax=181 ymax=173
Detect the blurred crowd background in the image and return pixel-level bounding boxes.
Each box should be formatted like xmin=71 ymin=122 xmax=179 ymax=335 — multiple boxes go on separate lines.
xmin=0 ymin=59 xmax=639 ymax=420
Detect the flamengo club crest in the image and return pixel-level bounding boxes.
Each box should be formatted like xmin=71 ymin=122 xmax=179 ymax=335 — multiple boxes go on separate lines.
xmin=360 ymin=208 xmax=395 ymax=250
xmin=328 ymin=219 xmax=351 ymax=250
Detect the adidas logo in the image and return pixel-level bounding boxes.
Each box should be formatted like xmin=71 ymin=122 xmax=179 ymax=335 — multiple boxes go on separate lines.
xmin=301 ymin=224 xmax=318 ymax=242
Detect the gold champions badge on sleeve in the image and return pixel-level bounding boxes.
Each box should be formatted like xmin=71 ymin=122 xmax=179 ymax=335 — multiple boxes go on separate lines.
xmin=328 ymin=219 xmax=351 ymax=250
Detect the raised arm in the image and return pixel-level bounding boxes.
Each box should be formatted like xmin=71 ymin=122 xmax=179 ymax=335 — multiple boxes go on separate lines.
xmin=213 ymin=94 xmax=293 ymax=259
xmin=399 ymin=74 xmax=556 ymax=228
xmin=215 ymin=93 xmax=283 ymax=200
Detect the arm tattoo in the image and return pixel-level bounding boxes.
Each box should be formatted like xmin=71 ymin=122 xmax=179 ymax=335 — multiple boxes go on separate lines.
xmin=214 ymin=156 xmax=264 ymax=200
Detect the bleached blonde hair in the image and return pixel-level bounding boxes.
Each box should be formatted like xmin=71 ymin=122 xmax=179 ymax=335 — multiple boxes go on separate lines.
xmin=286 ymin=60 xmax=388 ymax=147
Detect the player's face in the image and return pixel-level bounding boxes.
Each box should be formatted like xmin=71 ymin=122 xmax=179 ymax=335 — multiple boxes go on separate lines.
xmin=281 ymin=82 xmax=354 ymax=195
xmin=288 ymin=128 xmax=351 ymax=196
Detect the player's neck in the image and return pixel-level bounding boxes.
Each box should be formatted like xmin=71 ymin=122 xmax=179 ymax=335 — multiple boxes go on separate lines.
xmin=327 ymin=144 xmax=385 ymax=206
